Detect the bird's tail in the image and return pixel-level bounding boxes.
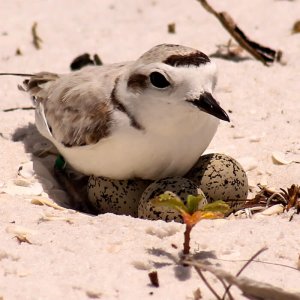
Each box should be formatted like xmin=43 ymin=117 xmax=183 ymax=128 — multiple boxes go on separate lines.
xmin=0 ymin=72 xmax=59 ymax=100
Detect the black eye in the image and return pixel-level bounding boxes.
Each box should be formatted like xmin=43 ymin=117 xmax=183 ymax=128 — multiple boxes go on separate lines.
xmin=149 ymin=72 xmax=170 ymax=88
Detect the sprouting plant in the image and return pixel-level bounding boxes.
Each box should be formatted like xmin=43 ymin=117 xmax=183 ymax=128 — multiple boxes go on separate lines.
xmin=152 ymin=192 xmax=230 ymax=255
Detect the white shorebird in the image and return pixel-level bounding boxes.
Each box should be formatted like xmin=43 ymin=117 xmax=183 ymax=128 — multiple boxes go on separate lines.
xmin=1 ymin=44 xmax=229 ymax=180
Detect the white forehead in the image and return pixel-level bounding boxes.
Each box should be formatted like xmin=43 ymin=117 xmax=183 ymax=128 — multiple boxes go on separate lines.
xmin=180 ymin=61 xmax=218 ymax=92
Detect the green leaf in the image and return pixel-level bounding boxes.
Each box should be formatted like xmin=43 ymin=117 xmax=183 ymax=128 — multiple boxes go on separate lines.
xmin=188 ymin=211 xmax=225 ymax=225
xmin=152 ymin=192 xmax=188 ymax=213
xmin=201 ymin=200 xmax=230 ymax=214
xmin=186 ymin=194 xmax=204 ymax=214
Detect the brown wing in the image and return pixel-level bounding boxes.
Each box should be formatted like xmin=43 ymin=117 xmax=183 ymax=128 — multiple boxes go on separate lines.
xmin=20 ymin=67 xmax=121 ymax=147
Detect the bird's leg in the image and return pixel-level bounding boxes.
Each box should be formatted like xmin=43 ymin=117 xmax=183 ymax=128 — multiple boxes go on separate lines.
xmin=54 ymin=155 xmax=98 ymax=214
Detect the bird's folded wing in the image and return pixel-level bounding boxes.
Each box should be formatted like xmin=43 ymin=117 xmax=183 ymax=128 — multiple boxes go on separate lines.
xmin=20 ymin=69 xmax=115 ymax=147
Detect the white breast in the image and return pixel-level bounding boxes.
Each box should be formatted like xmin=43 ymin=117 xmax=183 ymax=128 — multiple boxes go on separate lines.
xmin=54 ymin=110 xmax=219 ymax=180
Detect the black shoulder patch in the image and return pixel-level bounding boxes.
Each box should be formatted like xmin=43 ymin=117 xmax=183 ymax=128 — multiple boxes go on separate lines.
xmin=163 ymin=52 xmax=210 ymax=67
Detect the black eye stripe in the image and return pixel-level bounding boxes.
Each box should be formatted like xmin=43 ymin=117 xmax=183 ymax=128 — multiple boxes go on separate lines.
xmin=149 ymin=72 xmax=170 ymax=89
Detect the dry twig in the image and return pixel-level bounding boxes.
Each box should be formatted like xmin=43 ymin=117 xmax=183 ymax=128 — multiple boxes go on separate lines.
xmin=3 ymin=106 xmax=35 ymax=112
xmin=14 ymin=235 xmax=32 ymax=244
xmin=282 ymin=185 xmax=300 ymax=211
xmin=196 ymin=0 xmax=280 ymax=65
xmin=184 ymin=259 xmax=300 ymax=300
xmin=31 ymin=22 xmax=43 ymax=49
xmin=193 ymin=266 xmax=222 ymax=300
xmin=70 ymin=53 xmax=103 ymax=71
xmin=234 ymin=184 xmax=300 ymax=215
xmin=148 ymin=271 xmax=159 ymax=287
xmin=193 ymin=288 xmax=202 ymax=300
xmin=222 ymin=247 xmax=268 ymax=299
xmin=211 ymin=39 xmax=244 ymax=60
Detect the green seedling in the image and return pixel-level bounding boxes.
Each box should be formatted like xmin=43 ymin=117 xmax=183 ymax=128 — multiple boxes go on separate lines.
xmin=152 ymin=192 xmax=230 ymax=255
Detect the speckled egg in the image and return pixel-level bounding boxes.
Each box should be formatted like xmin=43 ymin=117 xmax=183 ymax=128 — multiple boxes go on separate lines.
xmin=87 ymin=176 xmax=150 ymax=217
xmin=185 ymin=153 xmax=248 ymax=209
xmin=138 ymin=177 xmax=207 ymax=222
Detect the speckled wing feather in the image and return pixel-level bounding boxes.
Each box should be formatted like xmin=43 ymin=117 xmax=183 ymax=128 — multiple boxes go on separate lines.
xmin=20 ymin=65 xmax=126 ymax=147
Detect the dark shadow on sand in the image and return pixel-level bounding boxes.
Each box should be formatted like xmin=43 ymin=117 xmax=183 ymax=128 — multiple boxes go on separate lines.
xmin=12 ymin=123 xmax=93 ymax=213
xmin=147 ymin=247 xmax=219 ymax=282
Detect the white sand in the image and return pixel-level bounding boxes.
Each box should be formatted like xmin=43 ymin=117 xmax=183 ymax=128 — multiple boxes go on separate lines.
xmin=0 ymin=0 xmax=300 ymax=299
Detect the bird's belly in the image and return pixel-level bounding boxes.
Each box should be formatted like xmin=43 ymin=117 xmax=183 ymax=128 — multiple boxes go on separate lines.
xmin=56 ymin=120 xmax=219 ymax=180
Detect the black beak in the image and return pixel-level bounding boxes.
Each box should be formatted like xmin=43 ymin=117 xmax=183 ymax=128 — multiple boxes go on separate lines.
xmin=187 ymin=92 xmax=230 ymax=122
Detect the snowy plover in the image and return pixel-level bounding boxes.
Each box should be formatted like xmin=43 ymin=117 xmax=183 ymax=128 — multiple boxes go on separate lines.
xmin=2 ymin=44 xmax=229 ymax=180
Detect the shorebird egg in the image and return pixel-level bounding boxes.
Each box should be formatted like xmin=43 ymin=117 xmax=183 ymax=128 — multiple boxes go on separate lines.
xmin=138 ymin=177 xmax=207 ymax=222
xmin=87 ymin=176 xmax=150 ymax=217
xmin=185 ymin=153 xmax=248 ymax=207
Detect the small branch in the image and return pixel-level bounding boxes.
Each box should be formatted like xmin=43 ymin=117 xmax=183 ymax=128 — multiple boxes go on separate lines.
xmin=184 ymin=259 xmax=300 ymax=300
xmin=217 ymin=276 xmax=234 ymax=300
xmin=70 ymin=53 xmax=103 ymax=71
xmin=31 ymin=22 xmax=43 ymax=50
xmin=191 ymin=253 xmax=233 ymax=300
xmin=237 ymin=247 xmax=268 ymax=277
xmin=93 ymin=54 xmax=103 ymax=66
xmin=3 ymin=106 xmax=35 ymax=112
xmin=222 ymin=247 xmax=268 ymax=299
xmin=286 ymin=185 xmax=300 ymax=211
xmin=266 ymin=192 xmax=287 ymax=207
xmin=216 ymin=257 xmax=299 ymax=272
xmin=196 ymin=0 xmax=280 ymax=65
xmin=148 ymin=271 xmax=159 ymax=287
xmin=194 ymin=265 xmax=222 ymax=300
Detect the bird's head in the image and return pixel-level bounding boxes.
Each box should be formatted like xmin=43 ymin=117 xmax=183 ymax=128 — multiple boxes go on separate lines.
xmin=116 ymin=44 xmax=230 ymax=127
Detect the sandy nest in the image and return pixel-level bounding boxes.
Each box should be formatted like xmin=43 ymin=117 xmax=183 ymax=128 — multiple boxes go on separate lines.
xmin=0 ymin=1 xmax=299 ymax=299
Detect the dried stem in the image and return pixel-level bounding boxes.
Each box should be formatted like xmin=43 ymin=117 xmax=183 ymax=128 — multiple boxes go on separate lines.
xmin=196 ymin=0 xmax=279 ymax=65
xmin=286 ymin=185 xmax=300 ymax=211
xmin=194 ymin=265 xmax=222 ymax=300
xmin=185 ymin=259 xmax=300 ymax=300
xmin=266 ymin=193 xmax=287 ymax=207
xmin=148 ymin=271 xmax=159 ymax=287
xmin=216 ymin=276 xmax=234 ymax=300
xmin=222 ymin=247 xmax=268 ymax=299
xmin=3 ymin=106 xmax=35 ymax=112
xmin=32 ymin=22 xmax=43 ymax=50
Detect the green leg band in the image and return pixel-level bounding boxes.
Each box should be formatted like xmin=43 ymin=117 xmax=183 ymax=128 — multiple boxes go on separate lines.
xmin=55 ymin=155 xmax=67 ymax=170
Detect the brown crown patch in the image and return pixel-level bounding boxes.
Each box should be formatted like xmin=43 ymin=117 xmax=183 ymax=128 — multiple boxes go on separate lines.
xmin=163 ymin=52 xmax=210 ymax=67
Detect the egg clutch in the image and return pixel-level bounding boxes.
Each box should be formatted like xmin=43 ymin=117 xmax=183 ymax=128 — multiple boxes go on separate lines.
xmin=87 ymin=153 xmax=248 ymax=222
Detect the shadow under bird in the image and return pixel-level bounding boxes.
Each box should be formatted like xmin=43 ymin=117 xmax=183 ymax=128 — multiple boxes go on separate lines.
xmin=0 ymin=44 xmax=229 ymax=180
